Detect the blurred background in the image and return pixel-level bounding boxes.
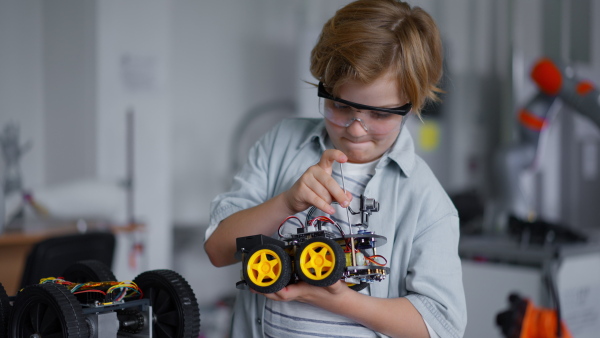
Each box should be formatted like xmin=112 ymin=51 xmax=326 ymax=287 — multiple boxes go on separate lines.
xmin=1 ymin=0 xmax=599 ymax=337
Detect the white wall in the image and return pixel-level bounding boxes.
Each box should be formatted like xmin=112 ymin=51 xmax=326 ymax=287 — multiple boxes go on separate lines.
xmin=0 ymin=0 xmax=44 ymax=189
xmin=95 ymin=0 xmax=173 ymax=276
xmin=0 ymin=0 xmax=172 ymax=279
xmin=42 ymin=0 xmax=97 ymax=185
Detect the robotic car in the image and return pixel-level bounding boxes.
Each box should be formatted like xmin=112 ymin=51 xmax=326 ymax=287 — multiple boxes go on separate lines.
xmin=235 ymin=195 xmax=390 ymax=293
xmin=0 ymin=260 xmax=200 ymax=338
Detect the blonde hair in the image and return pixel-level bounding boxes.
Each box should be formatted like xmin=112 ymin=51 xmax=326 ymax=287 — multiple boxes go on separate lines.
xmin=310 ymin=0 xmax=443 ymax=116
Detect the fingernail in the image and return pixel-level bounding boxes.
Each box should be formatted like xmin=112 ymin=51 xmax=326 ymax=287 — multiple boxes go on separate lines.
xmin=341 ymin=201 xmax=349 ymax=208
xmin=328 ymin=207 xmax=335 ymax=214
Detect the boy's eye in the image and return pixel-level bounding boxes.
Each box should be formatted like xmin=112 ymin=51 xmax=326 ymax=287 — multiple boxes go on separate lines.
xmin=369 ymin=111 xmax=392 ymax=120
xmin=333 ymin=102 xmax=353 ymax=111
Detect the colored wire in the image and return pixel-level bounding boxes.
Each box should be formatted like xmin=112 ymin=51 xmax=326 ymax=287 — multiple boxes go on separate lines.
xmin=365 ymin=255 xmax=387 ymax=266
xmin=278 ymin=215 xmax=304 ymax=237
xmin=308 ymin=215 xmax=330 ymax=227
xmin=308 ymin=215 xmax=351 ymax=251
xmin=40 ymin=277 xmax=71 ymax=286
xmin=112 ymin=287 xmax=138 ymax=302
xmin=332 ymin=222 xmax=345 ymax=237
xmin=107 ymin=281 xmax=143 ymax=300
xmin=40 ymin=277 xmax=143 ymax=302
xmin=70 ymin=283 xmax=85 ymax=293
xmin=73 ymin=289 xmax=107 ymax=296
xmin=305 ymin=206 xmax=317 ymax=225
xmin=309 ymin=216 xmax=343 ymax=235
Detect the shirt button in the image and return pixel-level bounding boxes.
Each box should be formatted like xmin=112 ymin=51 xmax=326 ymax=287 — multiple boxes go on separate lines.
xmin=257 ymin=318 xmax=262 ymax=325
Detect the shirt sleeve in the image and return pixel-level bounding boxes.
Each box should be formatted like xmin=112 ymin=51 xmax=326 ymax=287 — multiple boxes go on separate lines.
xmin=424 ymin=319 xmax=440 ymax=338
xmin=404 ymin=212 xmax=466 ymax=338
xmin=205 ymin=123 xmax=288 ymax=240
xmin=204 ymin=123 xmax=276 ymax=242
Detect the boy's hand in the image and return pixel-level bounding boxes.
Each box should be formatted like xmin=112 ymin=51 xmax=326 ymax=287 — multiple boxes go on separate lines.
xmin=251 ymin=280 xmax=349 ymax=303
xmin=282 ymin=149 xmax=352 ymax=215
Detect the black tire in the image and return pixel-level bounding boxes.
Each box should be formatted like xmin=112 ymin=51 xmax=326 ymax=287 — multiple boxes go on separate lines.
xmin=133 ymin=270 xmax=200 ymax=338
xmin=296 ymin=237 xmax=345 ymax=287
xmin=243 ymin=244 xmax=292 ymax=293
xmin=348 ymin=282 xmax=369 ymax=292
xmin=0 ymin=283 xmax=10 ymax=338
xmin=9 ymin=283 xmax=89 ymax=338
xmin=62 ymin=259 xmax=117 ymax=283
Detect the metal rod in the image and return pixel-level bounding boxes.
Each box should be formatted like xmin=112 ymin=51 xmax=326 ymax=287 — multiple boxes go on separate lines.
xmin=126 ymin=108 xmax=135 ymax=226
xmin=340 ymin=162 xmax=357 ymax=266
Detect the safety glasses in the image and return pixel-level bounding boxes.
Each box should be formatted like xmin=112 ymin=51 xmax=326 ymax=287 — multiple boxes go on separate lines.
xmin=317 ymin=82 xmax=411 ymax=134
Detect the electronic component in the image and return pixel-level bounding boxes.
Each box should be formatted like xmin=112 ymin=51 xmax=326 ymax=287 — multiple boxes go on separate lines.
xmin=235 ymin=194 xmax=390 ymax=293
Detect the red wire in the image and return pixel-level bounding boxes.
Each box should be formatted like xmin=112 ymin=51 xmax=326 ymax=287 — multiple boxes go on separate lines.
xmin=365 ymin=255 xmax=387 ymax=266
xmin=74 ymin=290 xmax=107 ymax=295
xmin=309 ymin=216 xmax=335 ymax=227
xmin=278 ymin=216 xmax=304 ymax=237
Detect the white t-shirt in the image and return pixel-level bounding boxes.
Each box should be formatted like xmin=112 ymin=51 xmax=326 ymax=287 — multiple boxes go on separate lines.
xmin=265 ymin=160 xmax=379 ymax=338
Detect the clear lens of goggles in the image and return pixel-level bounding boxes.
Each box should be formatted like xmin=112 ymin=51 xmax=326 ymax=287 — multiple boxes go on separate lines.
xmin=319 ymin=98 xmax=404 ymax=134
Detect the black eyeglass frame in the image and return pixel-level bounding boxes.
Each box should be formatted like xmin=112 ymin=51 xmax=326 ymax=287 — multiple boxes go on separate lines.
xmin=317 ymin=82 xmax=412 ymax=116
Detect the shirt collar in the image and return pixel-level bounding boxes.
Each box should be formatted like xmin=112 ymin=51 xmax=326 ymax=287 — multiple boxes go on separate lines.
xmin=379 ymin=125 xmax=415 ymax=177
xmin=299 ymin=119 xmax=416 ymax=177
xmin=298 ymin=119 xmax=328 ymax=150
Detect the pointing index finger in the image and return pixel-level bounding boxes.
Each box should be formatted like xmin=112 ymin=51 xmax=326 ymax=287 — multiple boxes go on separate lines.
xmin=316 ymin=149 xmax=351 ymax=208
xmin=318 ymin=149 xmax=348 ymax=171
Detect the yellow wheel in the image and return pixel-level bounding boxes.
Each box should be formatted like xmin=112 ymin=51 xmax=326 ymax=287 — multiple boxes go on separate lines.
xmin=243 ymin=244 xmax=291 ymax=293
xmin=296 ymin=237 xmax=345 ymax=287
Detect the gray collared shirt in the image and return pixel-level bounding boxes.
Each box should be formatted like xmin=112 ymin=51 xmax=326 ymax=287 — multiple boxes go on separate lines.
xmin=206 ymin=118 xmax=467 ymax=338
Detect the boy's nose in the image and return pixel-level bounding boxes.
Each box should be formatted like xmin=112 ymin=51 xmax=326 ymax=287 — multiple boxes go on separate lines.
xmin=346 ymin=118 xmax=369 ymax=135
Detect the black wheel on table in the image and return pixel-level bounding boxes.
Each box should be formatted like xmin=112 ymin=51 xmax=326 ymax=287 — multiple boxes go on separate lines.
xmin=296 ymin=237 xmax=345 ymax=287
xmin=243 ymin=244 xmax=292 ymax=294
xmin=133 ymin=269 xmax=200 ymax=338
xmin=62 ymin=259 xmax=117 ymax=282
xmin=0 ymin=283 xmax=10 ymax=338
xmin=9 ymin=283 xmax=89 ymax=338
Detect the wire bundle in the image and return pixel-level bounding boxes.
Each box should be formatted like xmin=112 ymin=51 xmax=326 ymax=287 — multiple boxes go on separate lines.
xmin=39 ymin=277 xmax=143 ymax=304
xmin=275 ymin=211 xmax=388 ymax=267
